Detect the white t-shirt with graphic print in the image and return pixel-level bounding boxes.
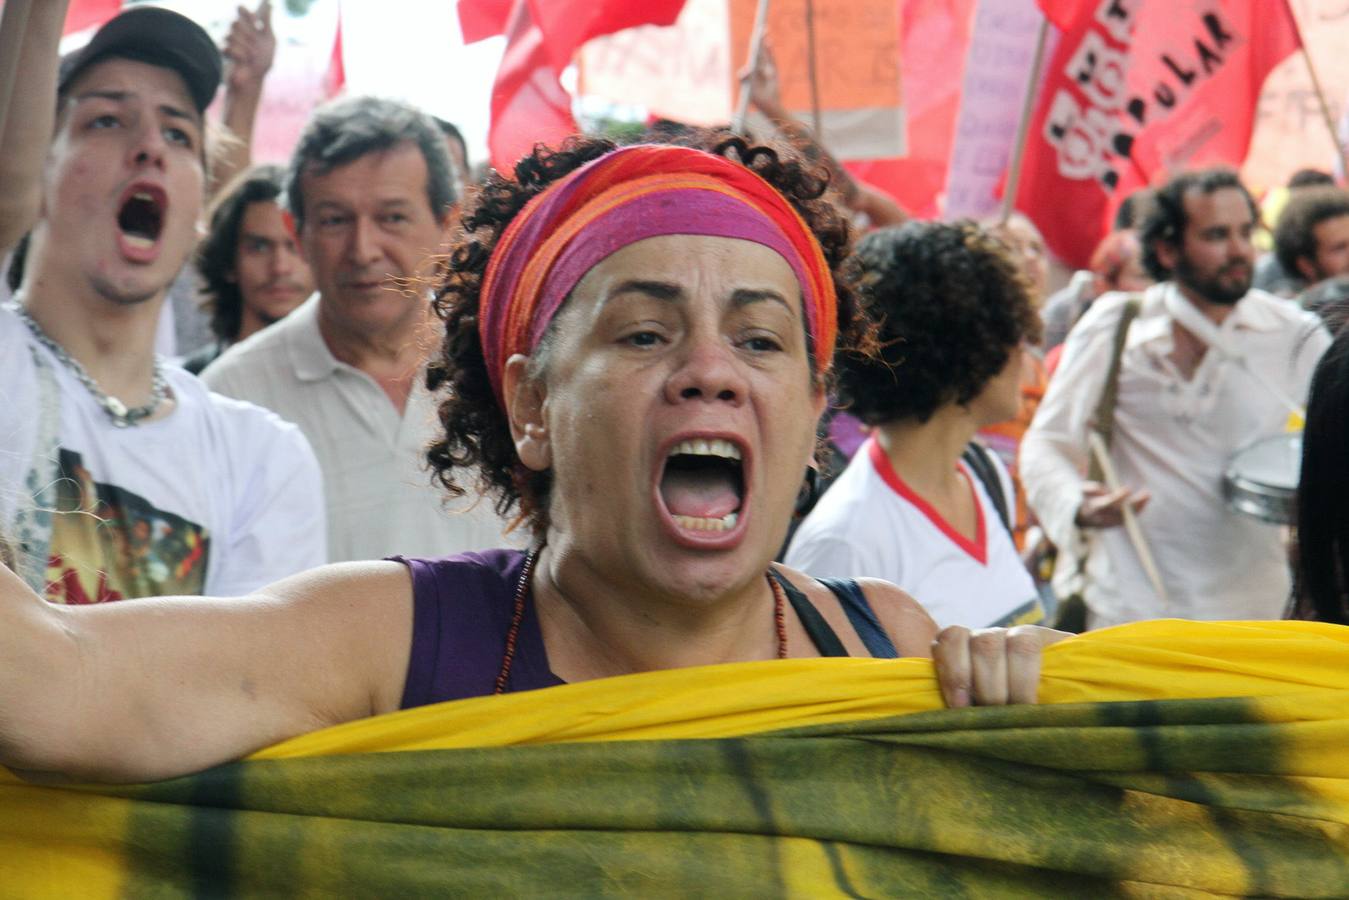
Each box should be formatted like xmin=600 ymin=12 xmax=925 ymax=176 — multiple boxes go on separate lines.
xmin=785 ymin=438 xmax=1042 ymax=629
xmin=0 ymin=303 xmax=326 ymax=602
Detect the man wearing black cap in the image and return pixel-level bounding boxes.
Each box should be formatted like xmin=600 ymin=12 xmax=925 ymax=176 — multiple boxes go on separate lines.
xmin=0 ymin=4 xmax=326 ymax=603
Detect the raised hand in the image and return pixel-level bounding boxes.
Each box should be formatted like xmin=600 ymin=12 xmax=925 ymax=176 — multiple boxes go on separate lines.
xmin=223 ymin=0 xmax=276 ymax=95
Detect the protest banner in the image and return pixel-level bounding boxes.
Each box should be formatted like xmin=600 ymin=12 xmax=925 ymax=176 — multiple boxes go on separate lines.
xmin=1013 ymin=0 xmax=1300 ymax=267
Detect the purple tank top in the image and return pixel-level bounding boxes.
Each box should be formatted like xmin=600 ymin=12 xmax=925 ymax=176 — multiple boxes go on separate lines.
xmin=390 ymin=549 xmax=564 ymax=709
xmin=391 ymin=549 xmax=900 ymax=709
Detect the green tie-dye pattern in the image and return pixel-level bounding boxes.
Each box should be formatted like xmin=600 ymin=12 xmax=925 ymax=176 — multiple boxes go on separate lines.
xmin=82 ymin=697 xmax=1345 ymax=897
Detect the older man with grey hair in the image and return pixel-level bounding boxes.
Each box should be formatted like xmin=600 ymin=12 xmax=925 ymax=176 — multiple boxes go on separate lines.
xmin=203 ymin=97 xmax=510 ymax=562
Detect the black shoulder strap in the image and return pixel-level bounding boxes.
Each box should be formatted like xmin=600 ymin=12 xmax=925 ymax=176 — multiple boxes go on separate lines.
xmin=769 ymin=569 xmax=849 ymax=657
xmin=817 ymin=578 xmax=899 ymax=658
xmin=961 ymin=442 xmax=1011 ymax=536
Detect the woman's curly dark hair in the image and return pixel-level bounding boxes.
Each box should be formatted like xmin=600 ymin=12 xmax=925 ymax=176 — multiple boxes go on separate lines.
xmin=838 ymin=220 xmax=1042 ymax=426
xmin=425 ymin=131 xmax=869 ymax=541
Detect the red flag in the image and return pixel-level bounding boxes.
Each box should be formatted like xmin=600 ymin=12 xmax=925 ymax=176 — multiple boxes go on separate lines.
xmin=1012 ymin=1 xmax=1301 ymax=267
xmin=530 ymin=0 xmax=683 ymax=71
xmin=487 ymin=0 xmax=688 ymax=172
xmin=321 ymin=7 xmax=345 ymax=99
xmin=487 ymin=1 xmax=580 ymax=171
xmin=63 ymin=0 xmax=122 ymax=35
xmin=841 ymin=0 xmax=977 ymax=220
xmin=458 ymin=0 xmax=514 ymax=44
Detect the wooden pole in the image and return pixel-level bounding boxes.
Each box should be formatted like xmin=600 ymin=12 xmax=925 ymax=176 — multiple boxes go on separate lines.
xmin=732 ymin=0 xmax=772 ymax=135
xmin=804 ymin=0 xmax=821 ymax=135
xmin=1283 ymin=0 xmax=1349 ymax=179
xmin=1088 ymin=432 xmax=1170 ymax=609
xmin=999 ymin=16 xmax=1052 ymax=226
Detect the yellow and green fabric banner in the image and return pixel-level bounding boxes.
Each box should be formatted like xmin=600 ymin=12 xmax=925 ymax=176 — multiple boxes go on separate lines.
xmin=3 ymin=619 xmax=1349 ymax=897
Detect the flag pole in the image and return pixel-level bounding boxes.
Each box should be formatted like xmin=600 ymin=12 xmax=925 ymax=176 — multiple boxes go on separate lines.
xmin=804 ymin=0 xmax=822 ymax=135
xmin=999 ymin=15 xmax=1052 ymax=226
xmin=1282 ymin=0 xmax=1349 ymax=179
xmin=733 ymin=0 xmax=772 ymax=134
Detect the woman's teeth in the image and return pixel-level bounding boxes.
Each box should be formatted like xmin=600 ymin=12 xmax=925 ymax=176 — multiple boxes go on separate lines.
xmin=668 ymin=438 xmax=741 ymax=460
xmin=673 ymin=511 xmax=739 ymax=532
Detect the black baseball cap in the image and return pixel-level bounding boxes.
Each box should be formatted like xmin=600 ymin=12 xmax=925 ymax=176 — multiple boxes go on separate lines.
xmin=57 ymin=7 xmax=222 ymax=114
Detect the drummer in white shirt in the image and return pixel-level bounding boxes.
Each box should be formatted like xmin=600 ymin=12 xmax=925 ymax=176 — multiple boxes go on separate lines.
xmin=1021 ymin=169 xmax=1330 ymax=629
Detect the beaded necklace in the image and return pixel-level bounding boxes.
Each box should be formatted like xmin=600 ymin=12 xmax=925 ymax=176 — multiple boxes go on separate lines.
xmin=494 ymin=550 xmax=789 ymax=694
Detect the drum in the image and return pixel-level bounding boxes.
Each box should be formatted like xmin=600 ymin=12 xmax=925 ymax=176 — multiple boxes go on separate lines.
xmin=1223 ymin=433 xmax=1300 ymax=525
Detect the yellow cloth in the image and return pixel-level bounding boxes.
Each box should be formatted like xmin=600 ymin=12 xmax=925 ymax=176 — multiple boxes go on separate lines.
xmin=3 ymin=619 xmax=1349 ymax=898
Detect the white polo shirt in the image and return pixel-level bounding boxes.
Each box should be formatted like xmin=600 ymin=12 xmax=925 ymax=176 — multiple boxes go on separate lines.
xmin=202 ymin=295 xmax=513 ymax=563
xmin=785 ymin=438 xmax=1043 ymax=629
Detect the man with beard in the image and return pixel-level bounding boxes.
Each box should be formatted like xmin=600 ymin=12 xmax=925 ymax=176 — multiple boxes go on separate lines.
xmin=0 ymin=6 xmax=324 ymax=602
xmin=1021 ymin=169 xmax=1330 ymax=628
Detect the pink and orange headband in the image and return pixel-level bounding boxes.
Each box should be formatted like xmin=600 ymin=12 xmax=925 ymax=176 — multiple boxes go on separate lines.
xmin=477 ymin=144 xmax=838 ymax=407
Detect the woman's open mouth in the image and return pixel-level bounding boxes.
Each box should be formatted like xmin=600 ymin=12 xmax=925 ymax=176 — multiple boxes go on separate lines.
xmin=657 ymin=437 xmax=749 ymax=545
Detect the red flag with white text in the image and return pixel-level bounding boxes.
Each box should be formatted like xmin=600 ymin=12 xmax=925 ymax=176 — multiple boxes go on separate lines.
xmin=1011 ymin=0 xmax=1301 ymax=266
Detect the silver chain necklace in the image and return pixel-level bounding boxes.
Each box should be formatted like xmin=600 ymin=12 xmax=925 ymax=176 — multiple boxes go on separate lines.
xmin=14 ymin=304 xmax=171 ymax=428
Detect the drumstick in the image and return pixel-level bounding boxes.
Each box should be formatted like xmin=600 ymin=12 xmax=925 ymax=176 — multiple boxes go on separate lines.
xmin=1088 ymin=432 xmax=1171 ymax=609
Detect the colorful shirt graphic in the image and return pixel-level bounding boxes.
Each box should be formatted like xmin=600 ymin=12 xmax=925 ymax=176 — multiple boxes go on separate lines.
xmin=43 ymin=448 xmax=209 ymax=603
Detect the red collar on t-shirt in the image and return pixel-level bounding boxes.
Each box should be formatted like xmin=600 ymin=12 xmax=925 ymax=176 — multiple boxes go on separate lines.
xmin=867 ymin=438 xmax=987 ymax=565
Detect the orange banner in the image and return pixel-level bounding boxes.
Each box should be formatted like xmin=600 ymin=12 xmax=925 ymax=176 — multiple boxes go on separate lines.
xmin=727 ymin=0 xmax=901 ymax=112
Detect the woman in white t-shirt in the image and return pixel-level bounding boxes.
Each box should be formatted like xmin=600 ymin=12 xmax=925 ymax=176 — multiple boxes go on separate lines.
xmin=786 ymin=221 xmax=1045 ymax=628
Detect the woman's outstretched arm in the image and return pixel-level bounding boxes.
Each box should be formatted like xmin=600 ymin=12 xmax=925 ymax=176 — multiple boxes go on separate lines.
xmin=0 ymin=560 xmax=413 ymax=783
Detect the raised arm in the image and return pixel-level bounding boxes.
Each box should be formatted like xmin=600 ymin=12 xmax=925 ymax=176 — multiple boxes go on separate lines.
xmin=209 ymin=0 xmax=277 ymax=198
xmin=0 ymin=559 xmax=413 ymax=783
xmin=743 ymin=38 xmax=907 ymax=227
xmin=0 ymin=0 xmax=69 ymax=253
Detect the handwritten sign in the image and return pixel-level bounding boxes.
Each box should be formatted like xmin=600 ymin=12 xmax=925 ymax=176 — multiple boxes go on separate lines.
xmin=728 ymin=0 xmax=905 ymax=159
xmin=943 ymin=0 xmax=1050 ymax=219
xmin=578 ymin=0 xmax=733 ymax=126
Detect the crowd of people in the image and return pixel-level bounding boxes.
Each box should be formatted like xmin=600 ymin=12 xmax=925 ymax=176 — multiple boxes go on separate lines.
xmin=2 ymin=2 xmax=1347 ymax=786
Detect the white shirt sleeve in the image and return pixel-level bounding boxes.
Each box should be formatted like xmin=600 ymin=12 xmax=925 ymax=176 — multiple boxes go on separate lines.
xmin=205 ymin=403 xmax=328 ymax=595
xmin=1020 ymin=296 xmax=1124 ymax=551
xmin=784 ymin=533 xmax=889 ymax=582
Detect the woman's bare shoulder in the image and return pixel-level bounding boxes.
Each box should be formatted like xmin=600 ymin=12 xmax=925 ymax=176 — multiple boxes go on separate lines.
xmin=772 ymin=564 xmax=938 ymax=658
xmin=853 ymin=577 xmax=939 ymax=657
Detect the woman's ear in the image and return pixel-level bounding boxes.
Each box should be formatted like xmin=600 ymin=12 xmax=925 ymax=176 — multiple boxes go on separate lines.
xmin=504 ymin=353 xmax=550 ymax=471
